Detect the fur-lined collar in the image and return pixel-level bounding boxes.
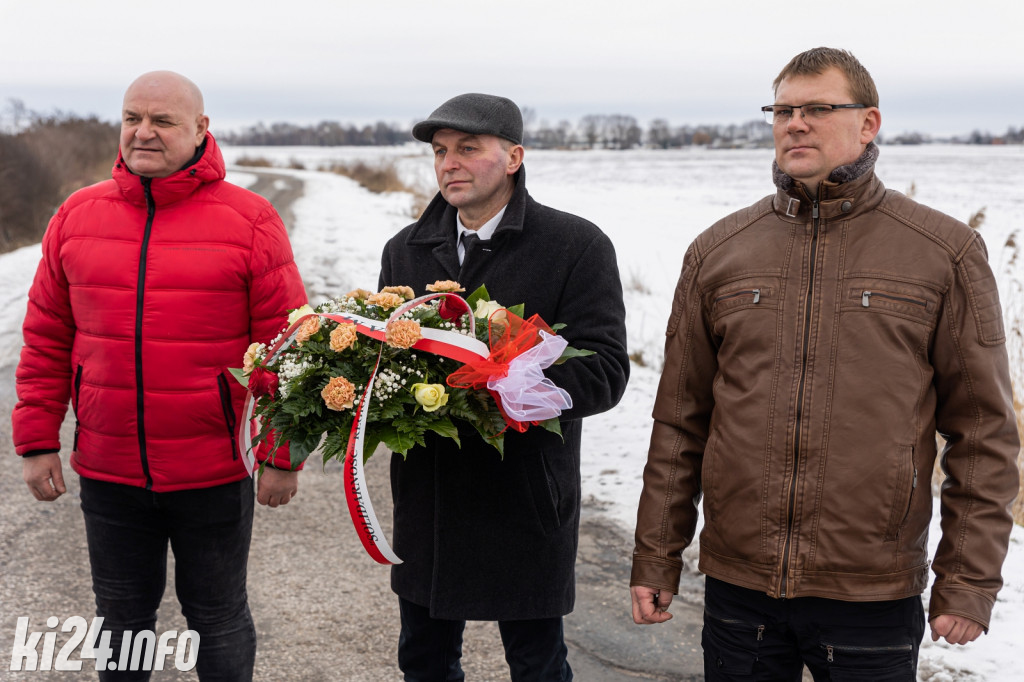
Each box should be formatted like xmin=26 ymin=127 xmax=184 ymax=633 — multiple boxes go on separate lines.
xmin=772 ymin=141 xmax=879 ymax=193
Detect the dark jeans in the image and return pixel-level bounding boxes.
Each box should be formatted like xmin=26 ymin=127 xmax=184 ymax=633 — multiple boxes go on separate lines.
xmin=703 ymin=576 xmax=925 ymax=681
xmin=79 ymin=476 xmax=256 ymax=682
xmin=397 ymin=597 xmax=572 ymax=681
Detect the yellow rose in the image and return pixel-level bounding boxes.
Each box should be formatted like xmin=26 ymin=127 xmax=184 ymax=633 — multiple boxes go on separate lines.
xmin=329 ymin=322 xmax=358 ymax=352
xmin=473 ymin=299 xmax=507 ymax=325
xmin=322 ymin=376 xmax=356 ymax=411
xmin=287 ymin=304 xmax=315 ymax=326
xmin=411 ymin=383 xmax=449 ymax=412
xmin=242 ymin=342 xmax=261 ymax=374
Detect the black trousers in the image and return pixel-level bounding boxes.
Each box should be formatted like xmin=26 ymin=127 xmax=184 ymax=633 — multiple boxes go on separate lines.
xmin=703 ymin=576 xmax=925 ymax=681
xmin=397 ymin=597 xmax=572 ymax=681
xmin=79 ymin=476 xmax=256 ymax=682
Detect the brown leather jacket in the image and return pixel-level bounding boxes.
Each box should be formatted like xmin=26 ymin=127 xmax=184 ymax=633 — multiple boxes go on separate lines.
xmin=631 ymin=152 xmax=1020 ymax=629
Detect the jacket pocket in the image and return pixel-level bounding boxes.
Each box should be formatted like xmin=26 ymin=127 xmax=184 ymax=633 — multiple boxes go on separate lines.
xmin=526 ymin=449 xmax=571 ymax=535
xmin=217 ymin=372 xmax=239 ymax=461
xmin=702 ymin=428 xmax=721 ymax=523
xmin=844 ymin=276 xmax=939 ymax=325
xmin=707 ymin=277 xmax=781 ymax=342
xmin=884 ymin=445 xmax=916 ymax=542
xmin=710 ymin=283 xmax=776 ymax=320
xmin=72 ymin=364 xmax=83 ymax=452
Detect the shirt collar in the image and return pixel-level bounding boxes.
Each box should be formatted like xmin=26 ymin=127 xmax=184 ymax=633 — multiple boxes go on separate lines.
xmin=456 ymin=205 xmax=507 ymax=242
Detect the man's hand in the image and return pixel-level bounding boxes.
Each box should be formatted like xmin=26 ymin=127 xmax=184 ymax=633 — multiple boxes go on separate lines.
xmin=930 ymin=614 xmax=984 ymax=645
xmin=257 ymin=468 xmax=299 ymax=507
xmin=631 ymin=585 xmax=674 ymax=624
xmin=23 ymin=453 xmax=66 ymax=501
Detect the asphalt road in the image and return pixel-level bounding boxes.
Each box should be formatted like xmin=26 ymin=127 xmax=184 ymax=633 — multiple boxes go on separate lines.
xmin=0 ymin=171 xmax=705 ymax=681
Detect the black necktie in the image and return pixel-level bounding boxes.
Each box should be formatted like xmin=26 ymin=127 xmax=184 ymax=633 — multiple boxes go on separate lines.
xmin=460 ymin=231 xmax=479 ymax=264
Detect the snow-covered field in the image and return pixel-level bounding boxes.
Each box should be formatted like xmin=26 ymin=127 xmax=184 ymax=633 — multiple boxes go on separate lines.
xmin=5 ymin=143 xmax=1023 ymax=680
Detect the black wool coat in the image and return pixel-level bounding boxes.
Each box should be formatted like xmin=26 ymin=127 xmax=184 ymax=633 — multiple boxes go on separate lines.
xmin=378 ymin=167 xmax=629 ymax=620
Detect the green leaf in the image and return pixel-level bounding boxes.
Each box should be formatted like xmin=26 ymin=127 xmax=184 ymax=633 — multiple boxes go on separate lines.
xmin=427 ymin=416 xmax=460 ymax=448
xmin=555 ymin=346 xmax=596 ymax=365
xmin=287 ymin=431 xmax=319 ymax=468
xmin=362 ymin=434 xmax=382 ymax=463
xmin=488 ymin=432 xmax=505 ymax=458
xmin=378 ymin=425 xmax=417 ymax=457
xmin=539 ymin=418 xmax=564 ymax=439
xmin=228 ymin=366 xmax=250 ymax=389
xmin=507 ymin=303 xmax=525 ymax=318
xmin=465 ymin=284 xmax=490 ymax=310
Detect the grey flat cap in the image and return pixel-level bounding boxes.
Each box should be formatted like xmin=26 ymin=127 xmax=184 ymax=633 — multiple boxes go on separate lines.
xmin=412 ymin=93 xmax=523 ymax=145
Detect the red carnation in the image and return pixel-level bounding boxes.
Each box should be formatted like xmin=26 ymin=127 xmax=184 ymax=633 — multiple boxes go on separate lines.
xmin=249 ymin=366 xmax=279 ymax=398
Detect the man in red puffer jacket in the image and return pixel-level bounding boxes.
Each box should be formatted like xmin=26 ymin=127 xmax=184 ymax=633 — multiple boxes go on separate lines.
xmin=12 ymin=71 xmax=307 ymax=681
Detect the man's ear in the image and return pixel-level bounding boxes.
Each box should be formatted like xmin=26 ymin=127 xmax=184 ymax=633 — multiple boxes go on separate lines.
xmin=860 ymin=107 xmax=881 ymax=144
xmin=195 ymin=114 xmax=210 ymax=144
xmin=506 ymin=144 xmax=524 ymax=175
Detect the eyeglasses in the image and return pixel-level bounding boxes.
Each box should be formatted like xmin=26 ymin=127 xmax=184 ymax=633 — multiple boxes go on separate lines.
xmin=761 ymin=104 xmax=867 ymax=125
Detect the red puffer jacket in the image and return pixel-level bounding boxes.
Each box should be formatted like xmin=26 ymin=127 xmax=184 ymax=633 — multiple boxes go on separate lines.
xmin=12 ymin=133 xmax=307 ymax=491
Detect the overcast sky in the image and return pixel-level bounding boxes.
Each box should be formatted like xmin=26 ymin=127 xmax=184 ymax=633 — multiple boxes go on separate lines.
xmin=2 ymin=0 xmax=1021 ymax=138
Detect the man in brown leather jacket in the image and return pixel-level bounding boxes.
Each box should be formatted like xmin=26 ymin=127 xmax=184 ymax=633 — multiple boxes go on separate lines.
xmin=630 ymin=47 xmax=1020 ymax=680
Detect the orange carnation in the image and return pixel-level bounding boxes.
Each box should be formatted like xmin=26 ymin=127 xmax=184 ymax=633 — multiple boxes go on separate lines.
xmin=345 ymin=288 xmax=374 ymax=301
xmin=381 ymin=285 xmax=416 ymax=300
xmin=368 ymin=292 xmax=404 ymax=309
xmin=386 ymin=319 xmax=422 ymax=349
xmin=425 ymin=280 xmax=465 ymax=293
xmin=321 ymin=376 xmax=356 ymax=411
xmin=294 ymin=315 xmax=321 ymax=344
xmin=329 ymin=322 xmax=358 ymax=352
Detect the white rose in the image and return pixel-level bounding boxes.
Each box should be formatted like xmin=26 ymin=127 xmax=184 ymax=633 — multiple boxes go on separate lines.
xmin=473 ymin=299 xmax=506 ymax=324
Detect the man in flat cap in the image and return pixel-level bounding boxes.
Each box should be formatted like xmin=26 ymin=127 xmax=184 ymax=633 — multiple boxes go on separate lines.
xmin=379 ymin=93 xmax=630 ymax=680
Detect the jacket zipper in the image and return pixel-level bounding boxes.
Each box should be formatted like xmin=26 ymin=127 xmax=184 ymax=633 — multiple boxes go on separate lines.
xmin=715 ymin=288 xmax=761 ymax=304
xmin=861 ymin=291 xmax=927 ymax=308
xmin=217 ymin=373 xmax=240 ymax=460
xmin=72 ymin=365 xmax=83 ymax=451
xmin=781 ymin=199 xmax=819 ymax=598
xmin=136 ymin=178 xmax=155 ymax=489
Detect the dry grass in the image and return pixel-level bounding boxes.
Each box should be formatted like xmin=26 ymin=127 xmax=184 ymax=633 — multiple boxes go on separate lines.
xmin=234 ymin=155 xmax=276 ymax=168
xmin=322 ymin=160 xmax=408 ymax=193
xmin=1 ymin=115 xmax=118 ymax=252
xmin=322 ymin=159 xmax=432 ymax=218
xmin=627 ymin=268 xmax=652 ymax=295
xmin=968 ymin=207 xmax=987 ymax=229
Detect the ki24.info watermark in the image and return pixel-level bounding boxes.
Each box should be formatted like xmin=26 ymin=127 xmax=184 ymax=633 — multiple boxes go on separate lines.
xmin=9 ymin=616 xmax=198 ymax=673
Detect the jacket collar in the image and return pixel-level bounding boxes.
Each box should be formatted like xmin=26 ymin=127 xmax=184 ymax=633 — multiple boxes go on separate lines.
xmin=772 ymin=142 xmax=885 ymax=220
xmin=112 ymin=131 xmax=226 ymax=206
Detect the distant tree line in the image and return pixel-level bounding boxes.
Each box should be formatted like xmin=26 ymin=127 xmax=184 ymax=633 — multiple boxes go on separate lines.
xmin=220 ymin=113 xmax=777 ymax=149
xmin=219 ymin=121 xmax=414 ymax=146
xmin=0 ymin=100 xmax=118 ymax=253
xmin=216 ymin=111 xmax=1024 ymax=149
